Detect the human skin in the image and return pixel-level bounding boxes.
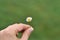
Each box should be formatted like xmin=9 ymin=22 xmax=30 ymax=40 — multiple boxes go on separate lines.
xmin=0 ymin=23 xmax=34 ymax=40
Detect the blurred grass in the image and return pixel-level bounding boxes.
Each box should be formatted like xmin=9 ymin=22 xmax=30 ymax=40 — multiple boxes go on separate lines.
xmin=0 ymin=0 xmax=60 ymax=40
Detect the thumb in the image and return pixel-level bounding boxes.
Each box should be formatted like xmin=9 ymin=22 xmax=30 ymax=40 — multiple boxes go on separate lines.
xmin=20 ymin=27 xmax=34 ymax=40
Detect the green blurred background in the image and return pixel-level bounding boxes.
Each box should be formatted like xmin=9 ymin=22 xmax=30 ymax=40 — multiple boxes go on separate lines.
xmin=0 ymin=0 xmax=60 ymax=40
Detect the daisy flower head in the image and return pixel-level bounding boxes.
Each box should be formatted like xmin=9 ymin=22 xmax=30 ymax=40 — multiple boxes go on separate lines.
xmin=26 ymin=17 xmax=32 ymax=22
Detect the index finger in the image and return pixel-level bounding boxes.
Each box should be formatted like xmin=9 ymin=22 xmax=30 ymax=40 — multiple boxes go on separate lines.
xmin=2 ymin=23 xmax=31 ymax=35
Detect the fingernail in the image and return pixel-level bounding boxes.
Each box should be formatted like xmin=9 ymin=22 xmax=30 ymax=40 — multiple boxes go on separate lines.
xmin=29 ymin=27 xmax=34 ymax=32
xmin=31 ymin=27 xmax=34 ymax=30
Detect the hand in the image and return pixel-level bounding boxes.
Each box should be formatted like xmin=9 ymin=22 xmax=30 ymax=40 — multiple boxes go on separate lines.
xmin=0 ymin=23 xmax=34 ymax=40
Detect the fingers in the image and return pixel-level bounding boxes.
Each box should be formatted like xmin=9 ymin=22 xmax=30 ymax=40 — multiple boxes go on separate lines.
xmin=20 ymin=27 xmax=34 ymax=40
xmin=1 ymin=23 xmax=34 ymax=40
xmin=2 ymin=23 xmax=31 ymax=35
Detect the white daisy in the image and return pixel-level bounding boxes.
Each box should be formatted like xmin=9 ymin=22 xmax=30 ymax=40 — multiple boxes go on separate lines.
xmin=26 ymin=17 xmax=32 ymax=22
